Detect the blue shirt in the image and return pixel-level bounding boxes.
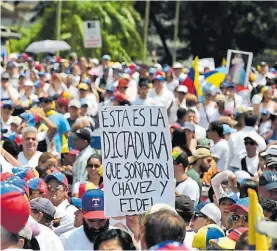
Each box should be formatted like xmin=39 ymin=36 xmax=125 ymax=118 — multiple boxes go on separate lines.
xmin=48 ymin=113 xmax=70 ymax=152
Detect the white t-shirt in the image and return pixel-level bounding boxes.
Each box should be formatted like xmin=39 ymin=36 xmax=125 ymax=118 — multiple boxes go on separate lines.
xmin=18 ymin=151 xmax=42 ymax=168
xmin=211 ymin=139 xmax=230 ymax=171
xmin=147 ymin=87 xmax=175 ymax=109
xmin=132 ymin=96 xmax=156 ymax=106
xmin=251 ymin=94 xmax=262 ymax=105
xmin=194 ymin=124 xmax=207 ymax=140
xmin=68 ymin=85 xmax=80 ymax=100
xmin=184 ymin=230 xmax=197 ymax=250
xmin=0 ymin=86 xmax=20 ymax=100
xmin=53 ymin=199 xmax=78 ymax=236
xmin=224 ymin=94 xmax=243 ymax=110
xmin=244 ymin=155 xmax=259 ymax=176
xmin=0 ymin=115 xmax=14 ymax=133
xmin=199 ymin=102 xmax=220 ymax=130
xmin=36 ymin=222 xmax=65 ymax=251
xmin=175 ymin=177 xmax=200 ymax=206
xmin=80 ymin=94 xmax=98 ymax=117
xmin=61 ymin=225 xmax=113 ymax=250
xmin=0 ymin=154 xmax=13 ymax=173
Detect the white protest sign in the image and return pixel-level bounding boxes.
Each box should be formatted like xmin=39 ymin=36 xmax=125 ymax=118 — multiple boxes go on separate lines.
xmin=226 ymin=49 xmax=253 ymax=87
xmin=198 ymin=58 xmax=215 ymax=73
xmin=83 ymin=20 xmax=102 ymax=48
xmin=99 ymin=106 xmax=175 ymax=217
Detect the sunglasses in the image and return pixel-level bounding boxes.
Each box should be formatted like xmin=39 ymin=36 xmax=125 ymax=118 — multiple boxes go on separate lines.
xmin=192 ymin=213 xmax=207 ymax=221
xmin=231 ymin=214 xmax=248 ymax=222
xmin=87 ymin=164 xmax=101 ymax=169
xmin=47 ymin=184 xmax=64 ymax=191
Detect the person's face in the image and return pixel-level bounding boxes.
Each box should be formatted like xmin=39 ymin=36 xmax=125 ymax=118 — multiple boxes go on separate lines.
xmin=19 ymin=78 xmax=25 ymax=85
xmin=24 ymin=86 xmax=33 ymax=94
xmin=186 ymin=112 xmax=196 ymax=124
xmin=22 ymin=132 xmax=38 ymax=152
xmin=264 ymin=210 xmax=273 ymax=221
xmin=191 ymin=213 xmax=209 ymax=232
xmin=263 ymin=90 xmax=273 ymax=100
xmin=230 ymin=208 xmax=248 ymax=228
xmin=221 ymin=87 xmax=228 ymax=95
xmin=154 ymin=80 xmax=163 ymax=89
xmin=244 ymin=140 xmax=257 ymax=154
xmin=79 ymin=57 xmax=87 ymax=67
xmin=74 ymin=209 xmax=83 ymax=227
xmin=81 ymin=106 xmax=88 ymax=116
xmin=28 ymin=61 xmax=34 ymax=69
xmin=1 ymin=106 xmax=13 ymax=117
xmin=56 ymin=104 xmax=66 ymax=114
xmin=47 ymin=178 xmax=67 ymax=206
xmin=40 ymin=158 xmax=58 ymax=175
xmin=86 ymin=158 xmax=101 ymax=178
xmin=219 ymin=199 xmax=234 ymax=219
xmin=103 ymin=59 xmax=109 ymax=67
xmin=73 ymin=136 xmax=87 ymax=151
xmin=173 ymin=68 xmax=182 ymax=77
xmin=98 ymin=238 xmax=123 ymax=251
xmin=176 ymin=91 xmax=186 ymax=101
xmin=84 ymin=218 xmax=108 ymax=230
xmin=118 ymin=86 xmax=126 ymax=94
xmin=10 ymin=123 xmax=19 ymax=133
xmin=40 ymin=101 xmax=52 ymax=112
xmin=139 ymin=86 xmax=149 ymax=97
xmin=69 ymin=106 xmax=80 ymax=117
xmin=207 ymin=126 xmax=217 ymax=141
xmin=29 ymin=189 xmax=43 ymax=200
xmin=79 ymin=89 xmax=87 ymax=98
xmin=200 ymin=157 xmax=213 ymax=170
xmin=260 ymin=65 xmax=269 ymax=75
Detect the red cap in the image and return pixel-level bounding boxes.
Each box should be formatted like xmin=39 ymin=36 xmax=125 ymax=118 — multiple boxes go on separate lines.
xmin=118 ymin=79 xmax=129 ymax=88
xmin=57 ymin=97 xmax=69 ymax=107
xmin=114 ymin=92 xmax=127 ymax=102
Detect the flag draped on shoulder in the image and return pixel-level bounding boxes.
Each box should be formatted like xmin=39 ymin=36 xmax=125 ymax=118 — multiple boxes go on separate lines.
xmin=181 ymin=56 xmax=203 ymax=101
xmin=248 ymin=188 xmax=269 ymax=251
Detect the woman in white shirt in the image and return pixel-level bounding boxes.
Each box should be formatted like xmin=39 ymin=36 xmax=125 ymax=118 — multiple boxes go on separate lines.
xmin=48 ymin=73 xmax=68 ymax=96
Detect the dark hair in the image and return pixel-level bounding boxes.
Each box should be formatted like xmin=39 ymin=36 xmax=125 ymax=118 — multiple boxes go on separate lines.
xmin=20 ymin=236 xmax=33 ymax=250
xmin=239 ymin=179 xmax=258 ymax=198
xmin=259 ymin=198 xmax=277 ymax=221
xmin=244 ymin=111 xmax=258 ymax=127
xmin=209 ymin=121 xmax=224 ymax=138
xmin=177 ymin=108 xmax=187 ymax=120
xmin=175 ymin=152 xmax=189 ymax=170
xmin=144 ymin=210 xmax=186 ymax=249
xmin=187 ymin=109 xmax=196 ymax=114
xmin=87 ymin=153 xmax=102 ymax=164
xmin=2 ymin=139 xmax=20 ymax=158
xmin=270 ymin=113 xmax=277 ymax=122
xmin=235 ymin=230 xmax=248 ymax=250
xmin=172 ymin=129 xmax=187 ymax=152
xmin=94 ymin=229 xmax=136 ymax=250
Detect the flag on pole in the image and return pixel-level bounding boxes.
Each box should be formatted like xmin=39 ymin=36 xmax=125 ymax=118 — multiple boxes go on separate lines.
xmin=181 ymin=56 xmax=203 ymax=102
xmin=248 ymin=188 xmax=269 ymax=251
xmin=204 ymin=67 xmax=227 ymax=89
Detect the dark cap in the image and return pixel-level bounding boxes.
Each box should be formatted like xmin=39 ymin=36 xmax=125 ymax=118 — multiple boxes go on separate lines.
xmin=172 ymin=150 xmax=189 ymax=168
xmin=175 ymin=195 xmax=194 ymax=220
xmin=1 ymin=71 xmax=10 ymax=80
xmin=259 ymin=171 xmax=277 ymax=191
xmin=138 ymin=78 xmax=149 ymax=88
xmin=73 ymin=128 xmax=91 ymax=143
xmin=30 ymin=198 xmax=56 ymax=218
xmin=39 ymin=96 xmax=54 ymax=103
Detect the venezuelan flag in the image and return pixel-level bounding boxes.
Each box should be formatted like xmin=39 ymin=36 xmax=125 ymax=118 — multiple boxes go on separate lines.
xmin=248 ymin=188 xmax=268 ymax=251
xmin=182 ymin=56 xmax=203 ymax=102
xmin=204 ymin=66 xmax=227 ymax=89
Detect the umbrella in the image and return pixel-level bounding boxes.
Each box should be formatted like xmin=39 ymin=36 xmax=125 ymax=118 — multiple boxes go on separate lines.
xmin=204 ymin=67 xmax=227 ymax=88
xmin=25 ymin=40 xmax=71 ymax=54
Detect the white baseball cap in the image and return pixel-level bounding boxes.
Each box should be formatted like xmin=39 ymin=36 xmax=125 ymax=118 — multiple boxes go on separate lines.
xmin=200 ymin=203 xmax=221 ymax=225
xmin=173 ymin=62 xmax=183 ymax=69
xmin=176 ymin=85 xmax=188 ymax=93
xmin=24 ymin=80 xmax=34 ymax=87
xmin=234 ymin=170 xmax=251 ymax=184
xmin=69 ymin=100 xmax=81 ymax=109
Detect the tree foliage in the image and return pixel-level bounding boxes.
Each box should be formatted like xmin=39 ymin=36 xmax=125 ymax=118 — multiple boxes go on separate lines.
xmin=135 ymin=1 xmax=277 ymax=65
xmin=10 ymin=1 xmax=143 ymax=62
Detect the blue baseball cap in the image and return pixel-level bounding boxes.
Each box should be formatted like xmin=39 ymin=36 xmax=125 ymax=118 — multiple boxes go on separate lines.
xmin=221 ymin=81 xmax=235 ymax=89
xmin=19 ymin=72 xmax=26 ymax=78
xmin=71 ymin=197 xmax=82 ymax=209
xmin=38 ymin=71 xmax=45 ymax=77
xmin=82 ymin=189 xmax=108 ymax=219
xmin=102 ymin=55 xmax=111 ymax=60
xmin=223 ymin=124 xmax=237 ymax=135
xmin=1 ymin=100 xmax=14 ymax=108
xmin=45 ymin=172 xmax=69 ymax=188
xmin=219 ymin=191 xmax=239 ymax=204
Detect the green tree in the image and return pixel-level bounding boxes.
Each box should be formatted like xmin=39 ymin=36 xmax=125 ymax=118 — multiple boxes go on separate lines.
xmin=135 ymin=1 xmax=277 ymax=65
xmin=10 ymin=1 xmax=143 ymax=62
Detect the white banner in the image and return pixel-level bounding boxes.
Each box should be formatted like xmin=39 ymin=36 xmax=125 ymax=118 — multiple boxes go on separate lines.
xmin=83 ymin=20 xmax=102 ymax=48
xmin=198 ymin=58 xmax=215 ymax=73
xmin=99 ymin=106 xmax=175 ymax=217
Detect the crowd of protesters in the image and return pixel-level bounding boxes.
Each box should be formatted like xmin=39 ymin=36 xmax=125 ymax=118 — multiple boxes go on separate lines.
xmin=1 ymin=52 xmax=277 ymax=250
